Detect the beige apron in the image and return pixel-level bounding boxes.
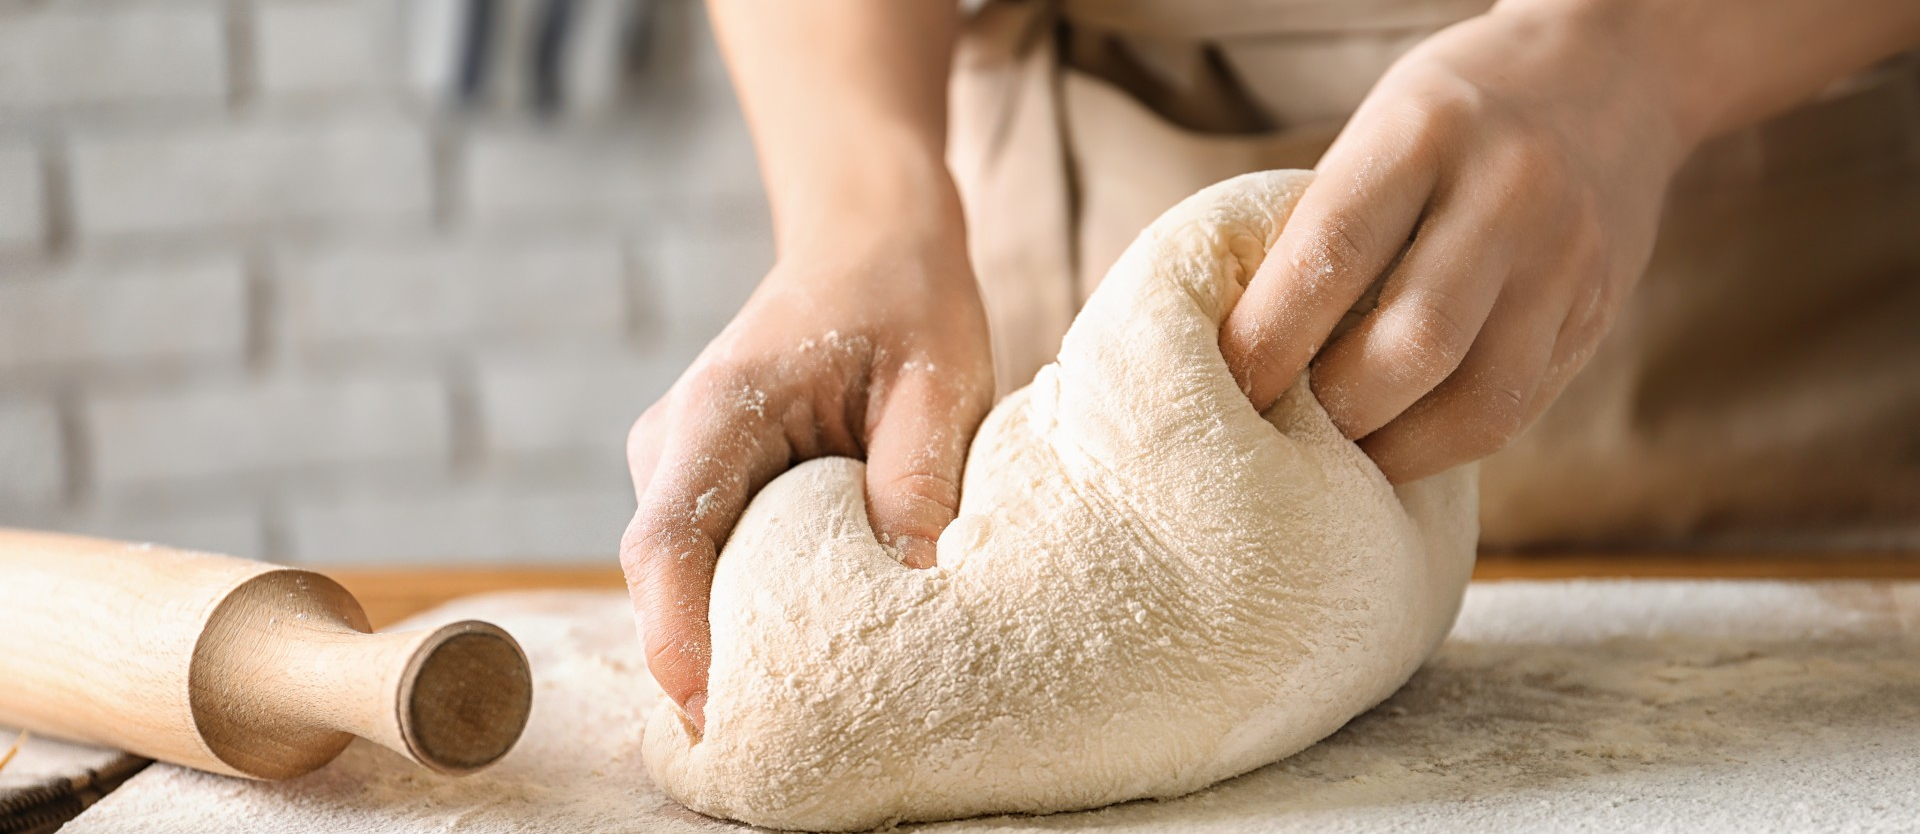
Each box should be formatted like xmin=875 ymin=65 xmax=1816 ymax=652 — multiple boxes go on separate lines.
xmin=949 ymin=0 xmax=1920 ymax=550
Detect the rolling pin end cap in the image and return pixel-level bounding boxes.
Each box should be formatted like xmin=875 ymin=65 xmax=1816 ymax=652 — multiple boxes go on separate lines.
xmin=396 ymin=620 xmax=534 ymax=776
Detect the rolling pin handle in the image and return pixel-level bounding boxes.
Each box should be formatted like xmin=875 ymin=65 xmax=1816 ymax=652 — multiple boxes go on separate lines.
xmin=385 ymin=621 xmax=534 ymax=775
xmin=284 ymin=621 xmax=535 ymax=776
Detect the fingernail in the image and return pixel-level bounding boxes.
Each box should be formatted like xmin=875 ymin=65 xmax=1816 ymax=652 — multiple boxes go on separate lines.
xmin=682 ymin=691 xmax=708 ymax=736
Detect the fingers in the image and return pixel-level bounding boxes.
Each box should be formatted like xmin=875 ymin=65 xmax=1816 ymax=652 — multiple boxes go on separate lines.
xmin=1307 ymin=204 xmax=1511 ymax=439
xmin=1220 ymin=127 xmax=1438 ymax=413
xmin=863 ymin=368 xmax=988 ymax=569
xmin=619 ymin=367 xmax=789 ymax=732
xmin=1358 ymin=290 xmax=1560 ymax=484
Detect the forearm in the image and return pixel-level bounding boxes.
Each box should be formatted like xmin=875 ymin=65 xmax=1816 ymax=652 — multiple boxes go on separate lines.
xmin=1502 ymin=0 xmax=1920 ymax=148
xmin=705 ymin=0 xmax=965 ymax=259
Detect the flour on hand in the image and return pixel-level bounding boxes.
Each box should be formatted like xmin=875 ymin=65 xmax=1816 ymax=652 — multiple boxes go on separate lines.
xmin=642 ymin=170 xmax=1478 ymax=831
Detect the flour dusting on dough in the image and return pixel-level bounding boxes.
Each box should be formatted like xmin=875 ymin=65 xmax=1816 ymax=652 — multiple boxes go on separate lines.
xmin=642 ymin=171 xmax=1478 ymax=831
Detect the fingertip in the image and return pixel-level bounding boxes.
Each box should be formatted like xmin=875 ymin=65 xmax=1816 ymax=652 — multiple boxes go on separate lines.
xmin=1220 ymin=237 xmax=1334 ymax=414
xmin=642 ymin=619 xmax=712 ymax=726
xmin=1217 ymin=313 xmax=1261 ymax=393
xmin=682 ymin=691 xmax=708 ymax=734
xmin=1219 ymin=317 xmax=1304 ymax=413
xmin=863 ymin=377 xmax=970 ymax=571
xmin=892 ymin=533 xmax=940 ymax=570
xmin=1359 ymin=435 xmax=1443 ymax=485
xmin=1306 ymin=359 xmax=1370 ymax=441
xmin=1357 ymin=435 xmax=1413 ymax=484
xmin=867 ymin=482 xmax=955 ymax=570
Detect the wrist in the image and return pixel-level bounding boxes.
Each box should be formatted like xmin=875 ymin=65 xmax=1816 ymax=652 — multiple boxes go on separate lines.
xmin=763 ymin=178 xmax=974 ymax=300
xmin=1489 ymin=0 xmax=1711 ymax=162
xmin=762 ymin=126 xmax=967 ymax=263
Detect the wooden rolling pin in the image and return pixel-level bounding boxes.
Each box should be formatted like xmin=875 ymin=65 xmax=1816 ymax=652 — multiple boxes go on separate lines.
xmin=0 ymin=529 xmax=534 ymax=780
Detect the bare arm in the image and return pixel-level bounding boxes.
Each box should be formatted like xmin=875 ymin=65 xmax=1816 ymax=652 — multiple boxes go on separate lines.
xmin=708 ymin=0 xmax=964 ymax=256
xmin=1614 ymin=0 xmax=1920 ymax=146
xmin=622 ymin=0 xmax=987 ymax=730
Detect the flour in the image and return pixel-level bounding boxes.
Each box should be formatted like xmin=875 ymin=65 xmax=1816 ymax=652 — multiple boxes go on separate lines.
xmin=643 ymin=171 xmax=1479 ymax=830
xmin=63 ymin=583 xmax=1920 ymax=833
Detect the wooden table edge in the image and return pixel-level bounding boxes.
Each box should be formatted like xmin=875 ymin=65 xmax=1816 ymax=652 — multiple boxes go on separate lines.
xmin=321 ymin=554 xmax=1920 ymax=629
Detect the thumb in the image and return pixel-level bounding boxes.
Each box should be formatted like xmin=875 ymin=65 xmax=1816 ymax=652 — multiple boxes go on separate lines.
xmin=863 ymin=370 xmax=984 ymax=569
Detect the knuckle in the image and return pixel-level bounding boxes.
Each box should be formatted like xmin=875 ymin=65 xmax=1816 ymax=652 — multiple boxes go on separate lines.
xmin=1457 ymin=384 xmax=1529 ymax=455
xmin=1369 ymin=294 xmax=1475 ymax=387
xmin=1397 ymin=287 xmax=1478 ymax=357
xmin=878 ymin=471 xmax=962 ymax=515
xmin=1510 ymin=148 xmax=1572 ymax=204
xmin=617 ymin=515 xmax=712 ymax=579
xmin=1561 ymin=278 xmax=1616 ymax=346
xmin=1400 ymin=71 xmax=1486 ymax=136
xmin=616 ymin=516 xmax=665 ymax=576
xmin=1284 ymin=213 xmax=1375 ymax=293
xmin=1417 ymin=90 xmax=1477 ymax=133
xmin=683 ymin=360 xmax=752 ymax=399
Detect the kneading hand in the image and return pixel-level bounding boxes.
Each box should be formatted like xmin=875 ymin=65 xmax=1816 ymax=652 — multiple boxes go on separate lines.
xmin=620 ymin=238 xmax=993 ymax=729
xmin=1220 ymin=1 xmax=1691 ymax=483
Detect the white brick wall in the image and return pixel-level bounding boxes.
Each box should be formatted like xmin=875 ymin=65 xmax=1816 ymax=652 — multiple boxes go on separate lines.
xmin=0 ymin=259 xmax=247 ymax=372
xmin=70 ymin=118 xmax=432 ymax=240
xmin=86 ymin=373 xmax=451 ymax=488
xmin=2 ymin=0 xmax=771 ymax=563
xmin=0 ymin=4 xmax=226 ymax=112
xmin=254 ymin=0 xmax=395 ymax=99
xmin=48 ymin=505 xmax=267 ymax=560
xmin=276 ymin=236 xmax=628 ymax=354
xmin=287 ymin=484 xmax=636 ymax=564
xmin=476 ymin=349 xmax=691 ymax=460
xmin=464 ymin=99 xmax=764 ymax=225
xmin=0 ymin=400 xmax=63 ymax=507
xmin=0 ymin=142 xmax=42 ymax=253
xmin=632 ymin=200 xmax=771 ymax=340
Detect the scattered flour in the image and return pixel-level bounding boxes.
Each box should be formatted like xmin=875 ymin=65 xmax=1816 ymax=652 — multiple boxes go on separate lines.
xmin=61 ymin=582 xmax=1920 ymax=833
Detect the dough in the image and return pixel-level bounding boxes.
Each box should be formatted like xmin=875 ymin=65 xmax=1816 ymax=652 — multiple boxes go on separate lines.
xmin=643 ymin=170 xmax=1478 ymax=831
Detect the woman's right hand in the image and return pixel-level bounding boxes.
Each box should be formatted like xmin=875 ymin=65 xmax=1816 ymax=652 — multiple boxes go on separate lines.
xmin=619 ymin=220 xmax=994 ymax=733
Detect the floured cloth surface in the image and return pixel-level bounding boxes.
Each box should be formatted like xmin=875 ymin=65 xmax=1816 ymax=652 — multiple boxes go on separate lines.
xmin=0 ymin=732 xmax=119 ymax=793
xmin=0 ymin=729 xmax=144 ymax=833
xmin=68 ymin=582 xmax=1920 ymax=833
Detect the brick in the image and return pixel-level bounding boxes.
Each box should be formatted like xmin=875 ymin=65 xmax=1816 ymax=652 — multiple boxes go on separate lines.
xmin=0 ymin=142 xmax=42 ymax=252
xmin=70 ymin=119 xmax=431 ymax=240
xmin=36 ymin=506 xmax=267 ymax=560
xmin=631 ymin=203 xmax=772 ymax=341
xmin=455 ymin=1 xmax=758 ymax=223
xmin=86 ymin=373 xmax=450 ymax=488
xmin=0 ymin=258 xmax=247 ymax=372
xmin=463 ymin=98 xmax=763 ymax=224
xmin=287 ymin=483 xmax=635 ymax=564
xmin=255 ymin=0 xmax=392 ymax=98
xmin=277 ymin=236 xmax=626 ymax=353
xmin=0 ymin=4 xmax=225 ymax=111
xmin=0 ymin=399 xmax=63 ymax=505
xmin=475 ymin=349 xmax=692 ymax=459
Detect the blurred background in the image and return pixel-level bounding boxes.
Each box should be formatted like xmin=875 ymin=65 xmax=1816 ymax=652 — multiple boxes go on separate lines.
xmin=0 ymin=0 xmax=767 ymax=564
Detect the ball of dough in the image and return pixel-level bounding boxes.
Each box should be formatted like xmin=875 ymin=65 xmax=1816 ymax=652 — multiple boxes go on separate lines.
xmin=642 ymin=170 xmax=1477 ymax=831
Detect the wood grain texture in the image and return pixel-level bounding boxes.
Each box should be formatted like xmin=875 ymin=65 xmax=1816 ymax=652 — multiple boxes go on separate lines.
xmin=323 ymin=553 xmax=1920 ymax=628
xmin=1474 ymin=552 xmax=1920 ymax=580
xmin=0 ymin=529 xmax=533 ymax=780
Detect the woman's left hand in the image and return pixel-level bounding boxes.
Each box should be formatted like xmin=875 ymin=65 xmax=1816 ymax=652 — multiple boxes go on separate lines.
xmin=1220 ymin=0 xmax=1692 ymax=483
